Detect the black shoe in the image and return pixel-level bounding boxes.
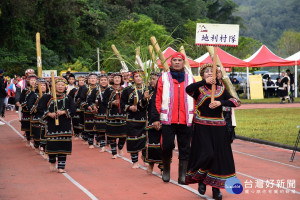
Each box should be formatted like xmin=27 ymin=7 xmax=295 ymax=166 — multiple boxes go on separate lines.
xmin=162 ymin=158 xmax=171 ymax=182
xmin=178 ymin=160 xmax=188 ymax=184
xmin=212 ymin=187 xmax=222 ymax=200
xmin=198 ymin=182 xmax=206 ymax=195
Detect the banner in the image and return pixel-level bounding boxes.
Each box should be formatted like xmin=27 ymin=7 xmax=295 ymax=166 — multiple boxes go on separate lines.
xmin=42 ymin=70 xmax=57 ymax=78
xmin=249 ymin=75 xmax=264 ymax=99
xmin=196 ymin=23 xmax=239 ymax=47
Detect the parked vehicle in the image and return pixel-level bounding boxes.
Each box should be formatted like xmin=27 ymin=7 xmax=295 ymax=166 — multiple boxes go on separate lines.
xmin=227 ymin=72 xmax=252 ymax=93
xmin=253 ymin=71 xmax=269 ymax=75
xmin=61 ymin=72 xmax=90 ymax=79
xmin=262 ymin=73 xmax=280 ymax=87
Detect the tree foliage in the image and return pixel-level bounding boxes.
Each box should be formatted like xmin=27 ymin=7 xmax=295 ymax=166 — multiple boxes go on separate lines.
xmin=277 ymin=30 xmax=300 ymax=57
xmin=1 ymin=0 xmax=294 ymax=77
xmin=235 ymin=0 xmax=300 ymax=49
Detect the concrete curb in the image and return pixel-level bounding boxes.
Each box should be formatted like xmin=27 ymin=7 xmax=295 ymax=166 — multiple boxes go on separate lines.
xmin=236 ymin=135 xmax=300 ymax=152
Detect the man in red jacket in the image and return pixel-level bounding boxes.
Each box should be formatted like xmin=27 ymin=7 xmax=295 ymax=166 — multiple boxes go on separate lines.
xmin=151 ymin=52 xmax=194 ymax=184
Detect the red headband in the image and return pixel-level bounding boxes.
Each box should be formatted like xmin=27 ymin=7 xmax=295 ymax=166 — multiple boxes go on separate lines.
xmin=171 ymin=52 xmax=185 ymax=61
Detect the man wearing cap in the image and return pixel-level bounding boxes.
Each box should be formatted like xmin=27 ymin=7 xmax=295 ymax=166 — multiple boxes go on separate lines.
xmin=151 ymin=52 xmax=194 ymax=184
xmin=0 ymin=69 xmax=6 ymax=125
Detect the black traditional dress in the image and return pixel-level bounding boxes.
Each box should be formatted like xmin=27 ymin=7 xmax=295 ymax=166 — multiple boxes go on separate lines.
xmin=121 ymin=85 xmax=147 ymax=163
xmin=20 ymin=88 xmax=34 ymax=140
xmin=27 ymin=90 xmax=44 ymax=149
xmin=94 ymin=86 xmax=108 ymax=147
xmin=185 ymin=80 xmax=240 ymax=189
xmin=41 ymin=93 xmax=76 ymax=155
xmin=81 ymin=85 xmax=98 ymax=145
xmin=278 ymin=76 xmax=289 ymax=98
xmin=103 ymin=86 xmax=126 ymax=155
xmin=78 ymin=84 xmax=89 ymax=141
xmin=143 ymin=88 xmax=163 ymax=166
xmin=68 ymin=86 xmax=83 ymax=137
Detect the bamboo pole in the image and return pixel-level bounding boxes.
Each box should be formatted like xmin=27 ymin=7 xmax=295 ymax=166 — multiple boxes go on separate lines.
xmin=211 ymin=47 xmax=217 ymax=102
xmin=179 ymin=46 xmax=191 ymax=69
xmin=135 ymin=46 xmax=144 ymax=70
xmin=206 ymin=46 xmax=240 ymax=101
xmin=150 ymin=36 xmax=169 ymax=72
xmin=36 ymin=33 xmax=42 ymax=78
xmin=148 ymin=45 xmax=156 ymax=70
xmin=36 ymin=33 xmax=43 ymax=97
xmin=111 ymin=44 xmax=128 ymax=72
xmin=51 ymin=72 xmax=59 ymax=126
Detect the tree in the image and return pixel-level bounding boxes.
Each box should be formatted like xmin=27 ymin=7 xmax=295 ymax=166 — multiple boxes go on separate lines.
xmin=277 ymin=30 xmax=300 ymax=57
xmin=101 ymin=14 xmax=172 ymax=72
xmin=224 ymin=36 xmax=262 ymax=59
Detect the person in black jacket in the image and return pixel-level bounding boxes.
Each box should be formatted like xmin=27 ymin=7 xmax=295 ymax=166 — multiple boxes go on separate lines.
xmin=0 ymin=69 xmax=7 ymax=124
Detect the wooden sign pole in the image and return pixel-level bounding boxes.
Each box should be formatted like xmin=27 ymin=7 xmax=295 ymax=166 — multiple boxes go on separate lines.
xmin=211 ymin=46 xmax=217 ymax=102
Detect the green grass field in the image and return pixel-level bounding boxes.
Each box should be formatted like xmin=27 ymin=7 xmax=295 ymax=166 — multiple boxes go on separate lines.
xmin=235 ymin=107 xmax=300 ymax=146
xmin=239 ymin=97 xmax=300 ymax=104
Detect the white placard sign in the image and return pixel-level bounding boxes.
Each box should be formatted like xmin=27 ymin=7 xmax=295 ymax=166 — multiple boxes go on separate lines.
xmin=42 ymin=70 xmax=57 ymax=78
xmin=196 ymin=23 xmax=239 ymax=47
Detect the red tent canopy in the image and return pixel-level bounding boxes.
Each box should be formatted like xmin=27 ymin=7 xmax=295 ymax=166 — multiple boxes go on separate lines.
xmin=157 ymin=47 xmax=199 ymax=68
xmin=195 ymin=47 xmax=248 ymax=67
xmin=244 ymin=45 xmax=295 ymax=67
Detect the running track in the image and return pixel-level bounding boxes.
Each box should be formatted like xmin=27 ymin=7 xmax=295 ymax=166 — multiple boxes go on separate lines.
xmin=0 ymin=107 xmax=299 ymax=200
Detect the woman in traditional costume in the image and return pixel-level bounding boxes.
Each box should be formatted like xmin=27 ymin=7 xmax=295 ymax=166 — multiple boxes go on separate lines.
xmin=20 ymin=74 xmax=38 ymax=147
xmin=185 ymin=64 xmax=240 ymax=200
xmin=28 ymin=78 xmax=49 ymax=156
xmin=40 ymin=77 xmax=76 ymax=173
xmin=121 ymin=70 xmax=148 ymax=168
xmin=144 ymin=72 xmax=163 ymax=174
xmin=93 ymin=74 xmax=108 ymax=152
xmin=103 ymin=72 xmax=126 ymax=159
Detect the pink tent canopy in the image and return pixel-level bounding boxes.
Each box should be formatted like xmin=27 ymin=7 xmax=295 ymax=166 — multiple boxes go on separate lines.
xmin=157 ymin=47 xmax=199 ymax=68
xmin=244 ymin=45 xmax=294 ymax=67
xmin=195 ymin=47 xmax=248 ymax=67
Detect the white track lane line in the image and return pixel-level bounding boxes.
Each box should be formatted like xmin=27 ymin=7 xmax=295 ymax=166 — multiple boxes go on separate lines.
xmin=1 ymin=118 xmax=99 ymax=200
xmin=102 ymin=148 xmax=214 ymax=200
xmin=232 ymin=150 xmax=300 ymax=169
xmin=236 ymin=139 xmax=295 ymax=152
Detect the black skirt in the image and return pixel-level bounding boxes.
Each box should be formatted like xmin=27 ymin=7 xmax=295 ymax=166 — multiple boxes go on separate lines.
xmin=185 ymin=123 xmax=236 ymax=189
xmin=145 ymin=127 xmax=162 ymax=164
xmin=46 ymin=137 xmax=72 ymax=155
xmin=21 ymin=110 xmax=31 ymax=131
xmin=126 ymin=121 xmax=146 ymax=153
xmin=31 ymin=122 xmax=42 ymax=141
xmin=94 ymin=115 xmax=106 ymax=133
xmin=84 ymin=111 xmax=95 ymax=131
xmin=72 ymin=110 xmax=84 ymax=131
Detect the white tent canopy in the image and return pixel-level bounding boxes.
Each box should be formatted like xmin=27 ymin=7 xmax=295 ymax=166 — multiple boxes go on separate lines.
xmin=286 ymin=51 xmax=300 ymax=98
xmin=286 ymin=51 xmax=300 ymax=61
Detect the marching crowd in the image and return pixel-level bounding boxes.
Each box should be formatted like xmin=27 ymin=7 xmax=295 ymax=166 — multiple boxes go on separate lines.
xmin=0 ymin=52 xmax=241 ymax=200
